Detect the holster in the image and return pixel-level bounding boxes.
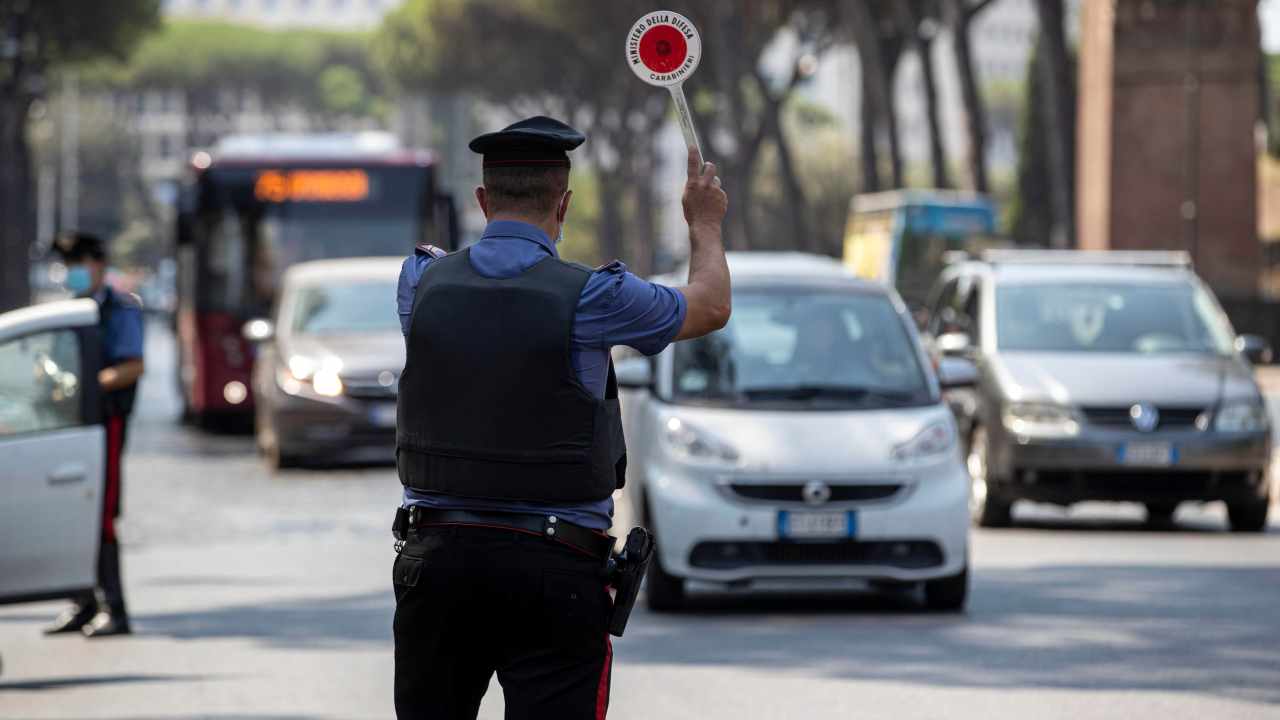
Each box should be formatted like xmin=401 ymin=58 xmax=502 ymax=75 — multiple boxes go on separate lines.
xmin=604 ymin=526 xmax=655 ymax=637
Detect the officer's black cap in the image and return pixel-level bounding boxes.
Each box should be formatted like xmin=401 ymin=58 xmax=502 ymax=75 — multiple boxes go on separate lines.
xmin=468 ymin=116 xmax=585 ymax=169
xmin=51 ymin=231 xmax=106 ymax=262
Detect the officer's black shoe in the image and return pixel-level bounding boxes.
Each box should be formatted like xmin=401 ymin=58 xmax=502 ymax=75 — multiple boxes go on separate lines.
xmin=43 ymin=604 xmax=97 ymax=635
xmin=81 ymin=611 xmax=131 ymax=638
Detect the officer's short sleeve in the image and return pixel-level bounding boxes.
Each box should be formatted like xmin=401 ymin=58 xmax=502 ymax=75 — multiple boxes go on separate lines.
xmin=577 ymin=261 xmax=687 ymax=356
xmin=398 ymin=254 xmax=433 ymax=336
xmin=106 ymin=304 xmax=144 ymax=365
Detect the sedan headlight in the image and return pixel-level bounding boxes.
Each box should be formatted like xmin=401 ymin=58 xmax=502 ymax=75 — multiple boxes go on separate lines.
xmin=279 ymin=355 xmax=344 ymax=398
xmin=1002 ymin=402 xmax=1080 ymax=437
xmin=1214 ymin=401 xmax=1269 ymax=433
xmin=663 ymin=417 xmax=740 ymax=465
xmin=892 ymin=420 xmax=956 ymax=462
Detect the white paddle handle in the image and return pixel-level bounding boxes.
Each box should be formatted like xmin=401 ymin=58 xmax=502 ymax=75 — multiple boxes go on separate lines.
xmin=668 ymin=83 xmax=703 ymax=167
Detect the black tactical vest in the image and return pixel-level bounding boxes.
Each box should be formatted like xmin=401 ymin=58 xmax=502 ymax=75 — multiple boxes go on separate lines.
xmin=395 ymin=249 xmax=627 ymax=503
xmin=99 ymin=287 xmax=138 ymax=418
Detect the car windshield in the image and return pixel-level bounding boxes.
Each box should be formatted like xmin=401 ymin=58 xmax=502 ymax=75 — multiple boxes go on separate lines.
xmin=995 ymin=281 xmax=1236 ymax=354
xmin=671 ymin=288 xmax=932 ymax=409
xmin=290 ymin=281 xmax=400 ymax=335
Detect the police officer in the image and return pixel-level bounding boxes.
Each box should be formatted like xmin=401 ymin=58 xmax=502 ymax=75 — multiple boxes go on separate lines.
xmin=44 ymin=231 xmax=144 ymax=638
xmin=392 ymin=116 xmax=729 ymax=719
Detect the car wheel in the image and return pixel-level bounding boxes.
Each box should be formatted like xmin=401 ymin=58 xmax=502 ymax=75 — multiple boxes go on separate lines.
xmin=644 ymin=554 xmax=686 ymax=612
xmin=1227 ymin=498 xmax=1270 ymax=533
xmin=967 ymin=425 xmax=1013 ymax=528
xmin=923 ymin=567 xmax=968 ymax=612
xmin=1144 ymin=502 xmax=1178 ymax=527
xmin=266 ymin=440 xmax=300 ymax=471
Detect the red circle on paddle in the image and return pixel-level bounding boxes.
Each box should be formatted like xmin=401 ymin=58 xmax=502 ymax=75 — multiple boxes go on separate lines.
xmin=638 ymin=25 xmax=688 ymax=74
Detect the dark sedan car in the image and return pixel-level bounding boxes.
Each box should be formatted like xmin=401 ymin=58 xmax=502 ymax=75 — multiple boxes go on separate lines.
xmin=926 ymin=250 xmax=1272 ymax=532
xmin=244 ymin=258 xmax=404 ymax=469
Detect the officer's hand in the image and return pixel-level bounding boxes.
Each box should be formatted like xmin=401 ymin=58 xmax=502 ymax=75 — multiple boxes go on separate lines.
xmin=682 ymin=147 xmax=727 ymax=228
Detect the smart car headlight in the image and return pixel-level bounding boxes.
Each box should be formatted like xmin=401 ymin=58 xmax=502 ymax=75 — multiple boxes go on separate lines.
xmin=1002 ymin=402 xmax=1080 ymax=437
xmin=892 ymin=420 xmax=956 ymax=462
xmin=1214 ymin=401 xmax=1269 ymax=433
xmin=663 ymin=417 xmax=740 ymax=465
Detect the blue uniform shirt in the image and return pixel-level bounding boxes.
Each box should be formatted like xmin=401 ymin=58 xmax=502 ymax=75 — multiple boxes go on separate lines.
xmin=396 ymin=220 xmax=687 ymax=529
xmin=97 ymin=286 xmax=145 ymax=365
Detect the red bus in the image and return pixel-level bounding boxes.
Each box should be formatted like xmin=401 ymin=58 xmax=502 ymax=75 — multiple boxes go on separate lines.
xmin=175 ymin=133 xmax=458 ymax=428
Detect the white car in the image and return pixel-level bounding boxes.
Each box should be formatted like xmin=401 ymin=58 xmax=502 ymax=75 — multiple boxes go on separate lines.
xmin=617 ymin=253 xmax=974 ymax=611
xmin=0 ymin=299 xmax=106 ymax=607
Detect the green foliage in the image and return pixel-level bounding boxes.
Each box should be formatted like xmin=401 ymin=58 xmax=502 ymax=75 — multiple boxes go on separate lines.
xmin=85 ymin=21 xmax=384 ymax=120
xmin=1269 ymin=54 xmax=1280 ymax=159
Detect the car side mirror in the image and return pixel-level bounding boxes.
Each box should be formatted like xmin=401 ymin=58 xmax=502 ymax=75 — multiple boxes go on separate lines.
xmin=1235 ymin=334 xmax=1272 ymax=365
xmin=242 ymin=318 xmax=275 ymax=344
xmin=935 ymin=331 xmax=973 ymax=357
xmin=615 ymin=356 xmax=653 ymax=391
xmin=937 ymin=357 xmax=978 ymax=390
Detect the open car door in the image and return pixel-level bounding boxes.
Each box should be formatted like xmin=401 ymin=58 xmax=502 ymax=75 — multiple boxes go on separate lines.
xmin=0 ymin=299 xmax=105 ymax=605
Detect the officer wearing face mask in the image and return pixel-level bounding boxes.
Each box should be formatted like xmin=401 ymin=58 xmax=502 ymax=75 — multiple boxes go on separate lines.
xmin=391 ymin=115 xmax=730 ymax=718
xmin=45 ymin=231 xmax=144 ymax=638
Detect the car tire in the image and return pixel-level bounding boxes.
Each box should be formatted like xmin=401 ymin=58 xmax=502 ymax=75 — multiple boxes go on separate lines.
xmin=1227 ymin=498 xmax=1270 ymax=533
xmin=923 ymin=567 xmax=968 ymax=612
xmin=266 ymin=440 xmax=301 ymax=471
xmin=967 ymin=426 xmax=1013 ymax=528
xmin=1145 ymin=502 xmax=1179 ymax=527
xmin=644 ymin=555 xmax=686 ymax=612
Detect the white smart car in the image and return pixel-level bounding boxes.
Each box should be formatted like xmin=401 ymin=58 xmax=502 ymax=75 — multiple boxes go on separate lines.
xmin=616 ymin=253 xmax=974 ymax=611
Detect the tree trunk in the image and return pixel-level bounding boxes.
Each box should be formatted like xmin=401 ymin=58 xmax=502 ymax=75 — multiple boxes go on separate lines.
xmin=883 ymin=47 xmax=905 ymax=189
xmin=0 ymin=101 xmax=34 ymax=312
xmin=595 ymin=172 xmax=626 ymax=265
xmin=948 ymin=0 xmax=991 ymax=192
xmin=859 ymin=85 xmax=881 ymax=192
xmin=763 ymin=98 xmax=811 ymax=250
xmin=849 ymin=0 xmax=894 ymax=191
xmin=1033 ymin=0 xmax=1075 ymax=248
xmin=894 ymin=1 xmax=950 ymax=189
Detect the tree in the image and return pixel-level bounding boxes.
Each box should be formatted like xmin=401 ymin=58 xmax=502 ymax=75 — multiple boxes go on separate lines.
xmin=0 ymin=0 xmax=160 ymax=311
xmin=844 ymin=0 xmax=906 ymax=192
xmin=1011 ymin=34 xmax=1076 ymax=247
xmin=893 ymin=0 xmax=951 ymax=189
xmin=1032 ymin=0 xmax=1075 ymax=248
xmin=944 ymin=0 xmax=998 ymax=193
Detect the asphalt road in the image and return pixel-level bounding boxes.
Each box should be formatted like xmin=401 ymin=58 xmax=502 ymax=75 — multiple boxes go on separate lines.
xmin=1 ymin=323 xmax=1278 ymax=720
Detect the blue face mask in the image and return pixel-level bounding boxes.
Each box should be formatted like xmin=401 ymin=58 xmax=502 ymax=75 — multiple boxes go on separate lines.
xmin=65 ymin=265 xmax=93 ymax=294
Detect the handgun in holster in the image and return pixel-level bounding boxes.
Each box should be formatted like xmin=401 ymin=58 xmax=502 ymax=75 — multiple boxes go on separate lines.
xmin=604 ymin=526 xmax=655 ymax=637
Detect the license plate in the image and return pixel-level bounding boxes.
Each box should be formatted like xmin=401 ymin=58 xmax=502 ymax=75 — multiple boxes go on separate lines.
xmin=369 ymin=404 xmax=397 ymax=428
xmin=779 ymin=510 xmax=856 ymax=540
xmin=1118 ymin=441 xmax=1175 ymax=467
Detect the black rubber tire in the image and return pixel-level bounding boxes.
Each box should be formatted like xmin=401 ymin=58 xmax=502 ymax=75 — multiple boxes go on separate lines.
xmin=1227 ymin=499 xmax=1270 ymax=533
xmin=644 ymin=555 xmax=686 ymax=612
xmin=266 ymin=440 xmax=301 ymax=471
xmin=1145 ymin=502 xmax=1179 ymax=527
xmin=968 ymin=426 xmax=1014 ymax=528
xmin=923 ymin=567 xmax=968 ymax=612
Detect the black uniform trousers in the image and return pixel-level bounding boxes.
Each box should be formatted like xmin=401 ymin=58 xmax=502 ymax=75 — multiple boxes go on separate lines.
xmin=72 ymin=413 xmax=129 ymax=616
xmin=393 ymin=524 xmax=613 ymax=720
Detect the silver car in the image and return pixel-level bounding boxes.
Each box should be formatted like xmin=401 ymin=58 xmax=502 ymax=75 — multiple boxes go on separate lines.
xmin=245 ymin=258 xmax=405 ymax=469
xmin=617 ymin=253 xmax=976 ymax=611
xmin=927 ymin=250 xmax=1272 ymax=531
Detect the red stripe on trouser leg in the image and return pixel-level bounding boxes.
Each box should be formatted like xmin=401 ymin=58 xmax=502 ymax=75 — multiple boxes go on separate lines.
xmin=102 ymin=416 xmax=124 ymax=543
xmin=595 ymin=634 xmax=613 ymax=720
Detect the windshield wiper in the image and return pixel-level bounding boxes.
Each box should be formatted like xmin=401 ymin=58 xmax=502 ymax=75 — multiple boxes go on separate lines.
xmin=741 ymin=385 xmax=919 ymax=402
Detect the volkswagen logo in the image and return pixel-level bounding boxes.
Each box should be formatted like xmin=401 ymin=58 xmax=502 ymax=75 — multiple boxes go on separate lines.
xmin=802 ymin=481 xmax=833 ymax=506
xmin=1130 ymin=403 xmax=1160 ymax=433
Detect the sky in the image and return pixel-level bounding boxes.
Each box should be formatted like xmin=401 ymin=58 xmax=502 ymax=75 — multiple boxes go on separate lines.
xmin=1266 ymin=0 xmax=1280 ymax=52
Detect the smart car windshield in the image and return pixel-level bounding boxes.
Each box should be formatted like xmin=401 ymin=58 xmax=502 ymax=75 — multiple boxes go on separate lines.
xmin=995 ymin=281 xmax=1236 ymax=354
xmin=290 ymin=281 xmax=401 ymax=335
xmin=671 ymin=288 xmax=932 ymax=409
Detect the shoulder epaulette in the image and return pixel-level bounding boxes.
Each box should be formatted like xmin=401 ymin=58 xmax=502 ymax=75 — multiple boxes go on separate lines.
xmin=595 ymin=259 xmax=627 ymax=274
xmin=415 ymin=243 xmax=448 ymax=259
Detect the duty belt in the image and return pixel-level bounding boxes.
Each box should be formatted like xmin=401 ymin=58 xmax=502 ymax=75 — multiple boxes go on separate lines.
xmin=393 ymin=506 xmax=615 ymax=562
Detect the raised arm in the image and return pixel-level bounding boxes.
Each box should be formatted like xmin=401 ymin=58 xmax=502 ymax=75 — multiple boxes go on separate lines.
xmin=675 ymin=147 xmax=731 ymax=341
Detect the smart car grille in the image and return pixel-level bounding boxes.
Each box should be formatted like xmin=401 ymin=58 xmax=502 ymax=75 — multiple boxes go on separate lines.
xmin=343 ymin=377 xmax=398 ymax=400
xmin=727 ymin=484 xmax=901 ymax=504
xmin=689 ymin=540 xmax=944 ymax=570
xmin=1081 ymin=406 xmax=1205 ymax=430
